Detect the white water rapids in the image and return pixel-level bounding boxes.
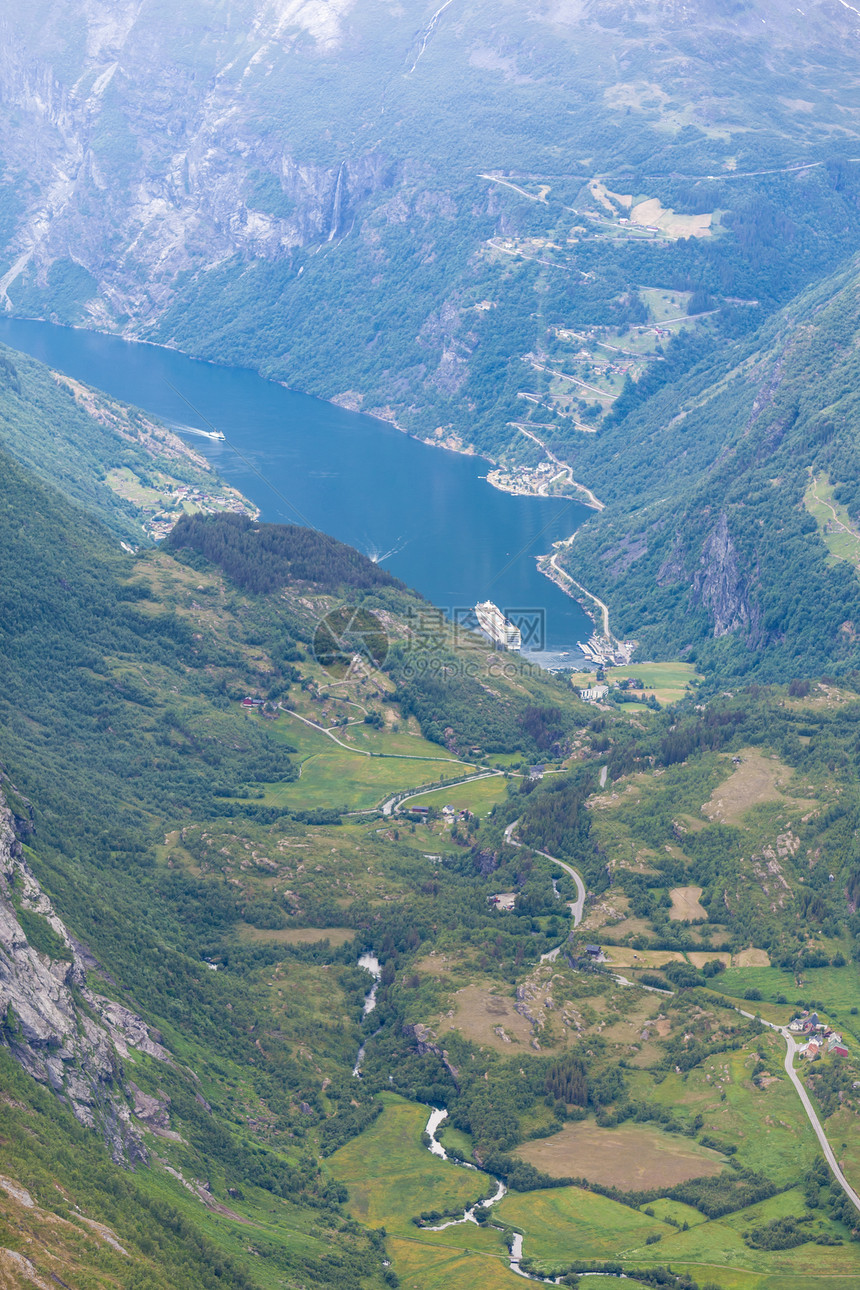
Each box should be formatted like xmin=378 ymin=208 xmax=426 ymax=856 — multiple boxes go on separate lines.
xmin=352 ymin=954 xmax=382 ymax=1076
xmin=420 ymin=1108 xmax=543 ymax=1281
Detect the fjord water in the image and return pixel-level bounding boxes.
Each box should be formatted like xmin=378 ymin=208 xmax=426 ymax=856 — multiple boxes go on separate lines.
xmin=0 ymin=318 xmax=593 ymax=654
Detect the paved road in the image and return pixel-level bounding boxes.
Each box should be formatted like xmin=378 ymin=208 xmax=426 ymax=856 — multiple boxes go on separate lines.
xmin=381 ymin=770 xmax=503 ymax=817
xmin=549 ymin=549 xmax=611 ymax=639
xmin=279 ymin=705 xmax=372 ymax=755
xmin=782 ymin=1028 xmax=860 ymax=1212
xmin=515 ymin=424 xmax=604 ymax=508
xmin=504 ymin=819 xmax=586 ymax=959
xmin=738 ymin=1009 xmax=860 ymax=1214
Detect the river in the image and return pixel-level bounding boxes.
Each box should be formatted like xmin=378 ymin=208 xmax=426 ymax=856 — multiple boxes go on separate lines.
xmin=0 ymin=318 xmax=594 ymax=658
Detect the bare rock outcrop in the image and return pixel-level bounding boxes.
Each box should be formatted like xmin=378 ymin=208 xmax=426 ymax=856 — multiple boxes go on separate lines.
xmin=658 ymin=510 xmax=763 ymax=645
xmin=401 ymin=1021 xmax=460 ymax=1087
xmin=0 ymin=787 xmax=168 ymax=1161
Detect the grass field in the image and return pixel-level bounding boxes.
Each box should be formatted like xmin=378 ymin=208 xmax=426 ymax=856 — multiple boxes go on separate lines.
xmin=701 ymin=749 xmax=812 ymax=825
xmin=328 ymin=1095 xmax=492 ymax=1238
xmin=570 ymin=661 xmax=701 ymax=707
xmin=687 ymin=951 xmax=733 ymax=968
xmin=437 ymin=983 xmax=536 ymax=1051
xmin=386 ymin=1237 xmax=520 ymax=1289
xmin=326 ymin=1085 xmax=860 ymax=1290
xmin=260 ymin=751 xmax=466 ymax=811
xmin=631 ymin=199 xmax=712 ymax=238
xmin=237 ymin=924 xmax=355 ymax=946
xmin=513 ymin=1120 xmax=724 ymax=1188
xmin=715 ymin=960 xmax=860 ymax=1041
xmin=804 ymin=473 xmax=860 ymax=568
xmin=632 ymin=1187 xmax=859 ymax=1286
xmin=500 ymin=1175 xmax=860 ymax=1287
xmin=629 ymin=1033 xmax=822 ymax=1186
xmin=439 ymin=1123 xmax=476 ymax=1161
xmin=638 ymin=286 xmax=697 ymax=320
xmin=602 ymin=947 xmax=686 ymax=968
xmin=669 ymin=885 xmax=708 ymax=920
xmin=496 ymin=1185 xmax=669 ymax=1260
xmin=643 ymin=1197 xmax=708 ymax=1226
xmin=271 ymin=708 xmax=472 ymax=766
xmin=253 ymin=711 xmax=476 ymax=810
xmin=400 ymin=775 xmax=510 ymax=814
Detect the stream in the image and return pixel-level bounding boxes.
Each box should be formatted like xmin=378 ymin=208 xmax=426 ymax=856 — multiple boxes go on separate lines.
xmin=350 ymin=958 xmax=627 ymax=1284
xmin=349 ymin=964 xmax=537 ymax=1275
xmin=352 ymin=953 xmax=382 ymax=1077
xmin=421 ymin=1107 xmax=548 ymax=1282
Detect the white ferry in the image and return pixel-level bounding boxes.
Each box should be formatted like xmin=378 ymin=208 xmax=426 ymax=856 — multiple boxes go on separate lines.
xmin=475 ymin=601 xmax=522 ymax=650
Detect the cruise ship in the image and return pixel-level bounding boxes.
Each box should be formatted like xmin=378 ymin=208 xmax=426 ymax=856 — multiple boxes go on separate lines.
xmin=474 ymin=601 xmax=522 ymax=650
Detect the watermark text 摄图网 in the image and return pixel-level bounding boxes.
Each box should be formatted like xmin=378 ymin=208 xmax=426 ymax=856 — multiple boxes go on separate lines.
xmin=312 ymin=602 xmax=547 ymax=676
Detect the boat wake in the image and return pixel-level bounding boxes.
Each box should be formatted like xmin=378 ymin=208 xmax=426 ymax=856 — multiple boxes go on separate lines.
xmin=365 ymin=536 xmax=408 ymax=564
xmin=170 ymin=421 xmax=226 ymax=442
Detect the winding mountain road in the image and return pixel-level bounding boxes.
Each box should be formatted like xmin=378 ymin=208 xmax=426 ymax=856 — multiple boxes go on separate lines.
xmin=504 ymin=818 xmax=586 ymax=959
xmin=783 ymin=1031 xmax=860 ymax=1209
xmin=515 ymin=424 xmax=604 ymax=511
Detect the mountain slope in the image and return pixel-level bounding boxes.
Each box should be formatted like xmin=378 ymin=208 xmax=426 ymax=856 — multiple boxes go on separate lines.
xmin=557 ymin=253 xmax=860 ymax=677
xmin=0 ymin=341 xmax=599 ymax=1286
xmin=4 ymin=2 xmax=860 ymax=456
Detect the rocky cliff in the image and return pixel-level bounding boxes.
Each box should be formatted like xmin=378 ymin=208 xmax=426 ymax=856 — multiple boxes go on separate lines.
xmin=0 ymin=0 xmax=858 ymax=435
xmin=0 ymin=779 xmax=170 ymax=1161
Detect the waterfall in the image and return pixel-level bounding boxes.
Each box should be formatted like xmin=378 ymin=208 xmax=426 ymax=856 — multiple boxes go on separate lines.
xmin=327 ymin=161 xmax=346 ymax=241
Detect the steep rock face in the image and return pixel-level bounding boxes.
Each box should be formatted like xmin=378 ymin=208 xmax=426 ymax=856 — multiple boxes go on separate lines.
xmin=656 ymin=510 xmax=761 ymax=644
xmin=0 ymin=787 xmax=169 ymax=1161
xmin=1 ymin=0 xmax=859 ymax=460
xmin=692 ymin=511 xmax=761 ymax=644
xmin=401 ymin=1021 xmax=460 ymax=1087
xmin=0 ymin=5 xmax=399 ymax=327
xmin=0 ymin=0 xmax=855 ymax=335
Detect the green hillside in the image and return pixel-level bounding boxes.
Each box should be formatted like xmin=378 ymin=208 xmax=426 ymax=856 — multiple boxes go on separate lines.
xmin=0 ymin=344 xmax=860 ymax=1287
xmin=6 ymin=2 xmax=860 ymax=461
xmin=557 ymin=255 xmax=860 ymax=678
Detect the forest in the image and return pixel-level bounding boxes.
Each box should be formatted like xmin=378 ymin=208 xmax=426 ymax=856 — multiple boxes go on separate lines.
xmin=168 ymin=513 xmax=404 ymax=594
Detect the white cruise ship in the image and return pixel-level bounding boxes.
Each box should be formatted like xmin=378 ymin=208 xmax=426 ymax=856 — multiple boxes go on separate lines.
xmin=474 ymin=601 xmax=522 ymax=650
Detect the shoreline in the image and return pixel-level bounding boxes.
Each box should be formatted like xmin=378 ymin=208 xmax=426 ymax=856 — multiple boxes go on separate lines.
xmin=3 ymin=311 xmax=614 ymax=646
xmin=7 ymin=310 xmax=606 ymax=500
xmin=6 ymin=312 xmax=606 ymax=496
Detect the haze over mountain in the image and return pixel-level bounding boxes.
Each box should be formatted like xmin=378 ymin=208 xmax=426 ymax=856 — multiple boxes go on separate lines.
xmin=2 ymin=0 xmax=860 ymax=451
xmin=7 ymin=0 xmax=860 ymax=673
xmin=6 ymin=5 xmax=860 ymax=1288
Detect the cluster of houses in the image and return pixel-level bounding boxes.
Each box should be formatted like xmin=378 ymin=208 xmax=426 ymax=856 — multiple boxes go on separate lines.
xmin=408 ymin=804 xmax=472 ymax=825
xmin=442 ymin=805 xmax=474 ymax=824
xmin=578 ymin=684 xmax=609 ymax=703
xmin=486 ymin=461 xmax=565 ymax=497
xmin=146 ymin=486 xmax=257 ymax=542
xmin=579 ymin=675 xmax=652 ymax=704
xmin=789 ymin=1012 xmax=849 ymax=1060
xmin=564 ymin=943 xmax=606 ymax=969
xmin=240 ymin=696 xmax=278 ymax=719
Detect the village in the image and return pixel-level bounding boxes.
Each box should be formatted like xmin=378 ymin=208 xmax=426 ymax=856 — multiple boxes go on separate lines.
xmin=789 ymin=1011 xmax=850 ymax=1061
xmin=146 ymin=482 xmax=258 ymax=542
xmin=485 ymin=458 xmax=576 ymax=498
xmin=104 ymin=461 xmax=259 ymax=543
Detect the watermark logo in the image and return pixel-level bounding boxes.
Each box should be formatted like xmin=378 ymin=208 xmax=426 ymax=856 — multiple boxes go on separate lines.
xmin=312 ymin=604 xmax=548 ymax=679
xmin=401 ymin=605 xmax=547 ymax=679
xmin=450 ymin=606 xmax=545 ymax=652
xmin=312 ymin=605 xmax=390 ymax=676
